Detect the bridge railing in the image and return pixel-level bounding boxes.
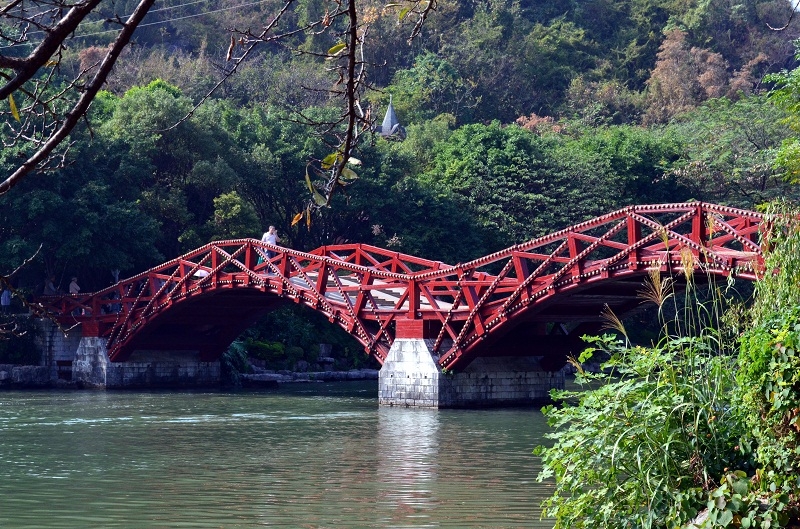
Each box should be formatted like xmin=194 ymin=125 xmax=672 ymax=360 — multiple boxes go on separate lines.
xmin=35 ymin=203 xmax=766 ymax=370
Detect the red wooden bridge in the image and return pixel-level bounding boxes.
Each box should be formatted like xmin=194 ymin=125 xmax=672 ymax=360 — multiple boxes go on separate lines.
xmin=39 ymin=202 xmax=765 ymax=371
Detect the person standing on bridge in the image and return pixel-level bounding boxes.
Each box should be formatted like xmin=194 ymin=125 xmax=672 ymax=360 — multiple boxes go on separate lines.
xmin=43 ymin=275 xmax=58 ymax=295
xmin=1 ymin=286 xmax=11 ymax=314
xmin=262 ymin=225 xmax=281 ymax=260
xmin=69 ymin=277 xmax=81 ymax=315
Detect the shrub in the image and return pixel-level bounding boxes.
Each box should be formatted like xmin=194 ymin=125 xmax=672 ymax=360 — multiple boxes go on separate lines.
xmin=737 ymin=203 xmax=800 ymax=484
xmin=536 ymin=269 xmax=749 ymax=528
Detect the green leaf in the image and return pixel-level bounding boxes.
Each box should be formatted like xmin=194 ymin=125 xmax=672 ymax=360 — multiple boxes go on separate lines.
xmin=8 ymin=94 xmax=19 ymax=122
xmin=398 ymin=7 xmax=410 ymax=21
xmin=328 ymin=42 xmax=346 ymax=56
xmin=578 ymin=348 xmax=595 ymax=363
xmin=717 ymin=509 xmax=733 ymax=526
xmin=340 ymin=167 xmax=358 ymax=181
xmin=731 ymin=477 xmax=749 ymax=496
xmin=312 ymin=190 xmax=328 ymax=206
xmin=321 ymin=152 xmax=340 ymax=170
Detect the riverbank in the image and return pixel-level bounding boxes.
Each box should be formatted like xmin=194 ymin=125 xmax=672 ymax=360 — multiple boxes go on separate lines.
xmin=242 ymin=368 xmax=378 ymax=388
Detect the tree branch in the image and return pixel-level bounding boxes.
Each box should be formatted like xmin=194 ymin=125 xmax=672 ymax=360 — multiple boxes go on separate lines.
xmin=0 ymin=0 xmax=157 ymax=195
xmin=0 ymin=0 xmax=104 ymax=100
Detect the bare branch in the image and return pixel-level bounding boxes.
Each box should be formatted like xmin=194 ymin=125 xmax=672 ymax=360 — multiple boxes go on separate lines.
xmin=767 ymin=0 xmax=798 ymax=31
xmin=0 ymin=0 xmax=158 ymax=195
xmin=0 ymin=0 xmax=104 ymax=100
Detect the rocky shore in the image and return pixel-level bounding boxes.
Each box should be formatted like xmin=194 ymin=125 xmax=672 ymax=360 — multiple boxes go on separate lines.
xmin=241 ymin=367 xmax=379 ymax=388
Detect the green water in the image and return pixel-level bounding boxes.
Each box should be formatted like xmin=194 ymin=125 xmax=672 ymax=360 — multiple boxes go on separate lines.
xmin=0 ymin=382 xmax=554 ymax=528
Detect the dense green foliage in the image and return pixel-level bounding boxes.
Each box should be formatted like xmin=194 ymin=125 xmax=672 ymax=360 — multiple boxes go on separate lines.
xmin=537 ymin=210 xmax=800 ymax=528
xmin=537 ymin=273 xmax=746 ymax=528
xmin=738 ymin=204 xmax=800 ymax=480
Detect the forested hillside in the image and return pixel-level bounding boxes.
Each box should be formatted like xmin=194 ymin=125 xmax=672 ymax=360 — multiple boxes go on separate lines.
xmin=3 ymin=0 xmax=800 ymax=364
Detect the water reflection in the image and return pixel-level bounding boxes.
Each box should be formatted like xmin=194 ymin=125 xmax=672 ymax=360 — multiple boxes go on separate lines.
xmin=377 ymin=408 xmax=440 ymax=527
xmin=0 ymin=386 xmax=555 ymax=528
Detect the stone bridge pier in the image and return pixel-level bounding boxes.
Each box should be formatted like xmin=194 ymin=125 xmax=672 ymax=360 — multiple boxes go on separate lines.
xmin=378 ymin=338 xmax=565 ymax=409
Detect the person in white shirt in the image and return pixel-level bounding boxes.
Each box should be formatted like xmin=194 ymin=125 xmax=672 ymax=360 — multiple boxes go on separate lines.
xmin=261 ymin=225 xmax=280 ymax=259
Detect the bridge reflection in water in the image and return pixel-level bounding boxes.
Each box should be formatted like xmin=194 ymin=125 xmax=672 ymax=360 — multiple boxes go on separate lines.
xmin=39 ymin=202 xmax=764 ymax=407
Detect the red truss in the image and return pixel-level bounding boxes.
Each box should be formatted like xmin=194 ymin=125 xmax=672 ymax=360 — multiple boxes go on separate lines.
xmin=37 ymin=203 xmax=765 ymax=370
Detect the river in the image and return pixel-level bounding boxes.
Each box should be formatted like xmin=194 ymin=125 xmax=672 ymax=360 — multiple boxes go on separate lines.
xmin=0 ymin=382 xmax=555 ymax=528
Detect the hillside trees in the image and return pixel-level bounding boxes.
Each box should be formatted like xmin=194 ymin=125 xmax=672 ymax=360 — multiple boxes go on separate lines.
xmin=667 ymin=96 xmax=797 ymax=206
xmin=417 ymin=122 xmax=689 ymax=253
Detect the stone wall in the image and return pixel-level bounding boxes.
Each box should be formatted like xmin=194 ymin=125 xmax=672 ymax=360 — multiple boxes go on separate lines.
xmin=439 ymin=356 xmax=564 ymax=408
xmin=21 ymin=321 xmax=222 ymax=389
xmin=105 ymin=361 xmax=220 ymax=388
xmin=0 ymin=365 xmax=53 ymax=388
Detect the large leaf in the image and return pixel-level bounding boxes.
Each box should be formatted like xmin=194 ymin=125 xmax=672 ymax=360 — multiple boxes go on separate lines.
xmin=312 ymin=190 xmax=328 ymax=206
xmin=340 ymin=167 xmax=358 ymax=181
xmin=8 ymin=94 xmax=19 ymax=122
xmin=321 ymin=152 xmax=340 ymax=170
xmin=328 ymin=42 xmax=346 ymax=56
xmin=304 ymin=166 xmax=315 ymax=194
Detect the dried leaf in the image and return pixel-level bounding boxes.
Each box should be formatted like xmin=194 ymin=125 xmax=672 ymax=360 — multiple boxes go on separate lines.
xmin=226 ymin=35 xmax=235 ymax=61
xmin=291 ymin=212 xmax=304 ymax=226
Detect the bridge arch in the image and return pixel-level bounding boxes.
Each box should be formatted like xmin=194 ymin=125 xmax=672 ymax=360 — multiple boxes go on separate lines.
xmin=40 ymin=203 xmax=765 ymax=371
xmin=42 ymin=239 xmax=448 ymax=362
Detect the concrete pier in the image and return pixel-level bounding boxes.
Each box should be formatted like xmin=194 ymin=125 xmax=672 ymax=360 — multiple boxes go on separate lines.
xmin=73 ymin=337 xmax=108 ymax=388
xmin=378 ymin=338 xmax=564 ymax=408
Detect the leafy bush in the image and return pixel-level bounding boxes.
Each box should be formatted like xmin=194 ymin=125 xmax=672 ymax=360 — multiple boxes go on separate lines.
xmin=737 ymin=203 xmax=800 ymax=483
xmin=536 ymin=204 xmax=800 ymax=528
xmin=245 ymin=338 xmax=285 ymax=363
xmin=536 ymin=270 xmax=749 ymax=528
xmin=220 ymin=340 xmax=251 ymax=389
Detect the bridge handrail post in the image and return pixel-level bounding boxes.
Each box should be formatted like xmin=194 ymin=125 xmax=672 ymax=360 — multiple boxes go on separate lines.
xmin=692 ymin=203 xmax=709 ymax=257
xmin=407 ymin=278 xmax=420 ymax=318
xmin=627 ymin=213 xmax=641 ymax=269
